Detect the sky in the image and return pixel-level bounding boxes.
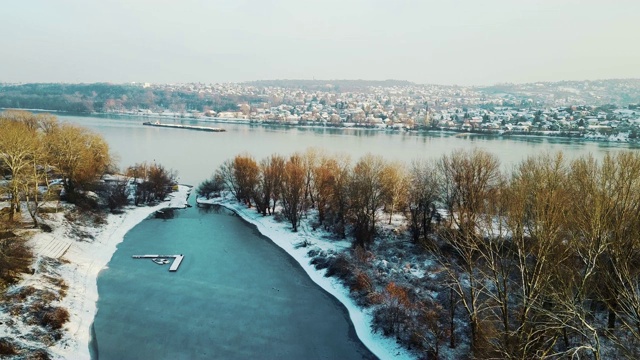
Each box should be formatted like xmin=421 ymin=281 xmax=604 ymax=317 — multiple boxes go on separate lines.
xmin=1 ymin=0 xmax=639 ymax=86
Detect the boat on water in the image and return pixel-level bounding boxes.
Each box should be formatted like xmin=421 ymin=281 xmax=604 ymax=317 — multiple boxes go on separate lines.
xmin=142 ymin=121 xmax=225 ymax=132
xmin=152 ymin=258 xmax=170 ymax=265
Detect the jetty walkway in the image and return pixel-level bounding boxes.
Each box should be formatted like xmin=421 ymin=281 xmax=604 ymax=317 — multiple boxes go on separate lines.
xmin=132 ymin=254 xmax=185 ymax=272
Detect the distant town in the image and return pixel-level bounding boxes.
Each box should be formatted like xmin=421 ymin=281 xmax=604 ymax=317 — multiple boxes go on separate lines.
xmin=2 ymin=79 xmax=640 ymax=142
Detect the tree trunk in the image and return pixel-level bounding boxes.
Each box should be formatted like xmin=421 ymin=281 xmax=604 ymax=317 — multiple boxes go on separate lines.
xmin=25 ymin=193 xmax=39 ymax=227
xmin=607 ymin=307 xmax=616 ymax=330
xmin=470 ymin=314 xmax=479 ymax=356
xmin=449 ymin=288 xmax=456 ymax=349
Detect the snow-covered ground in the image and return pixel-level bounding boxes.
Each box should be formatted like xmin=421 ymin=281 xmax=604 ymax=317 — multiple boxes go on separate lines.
xmin=0 ymin=185 xmax=190 ymax=359
xmin=198 ymin=195 xmax=414 ymax=360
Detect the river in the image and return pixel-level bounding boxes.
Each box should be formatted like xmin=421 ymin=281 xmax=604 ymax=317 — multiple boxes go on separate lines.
xmin=58 ymin=114 xmax=639 ymax=359
xmin=59 ymin=114 xmax=639 ymax=186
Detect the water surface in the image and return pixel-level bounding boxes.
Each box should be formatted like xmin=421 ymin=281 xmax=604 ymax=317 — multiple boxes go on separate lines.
xmin=59 ymin=114 xmax=640 ymax=185
xmin=93 ymin=202 xmax=374 ymax=359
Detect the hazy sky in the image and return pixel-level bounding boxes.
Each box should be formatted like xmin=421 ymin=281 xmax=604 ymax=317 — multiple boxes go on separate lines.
xmin=2 ymin=0 xmax=638 ymax=85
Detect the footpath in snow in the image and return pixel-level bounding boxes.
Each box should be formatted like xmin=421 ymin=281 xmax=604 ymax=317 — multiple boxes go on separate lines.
xmin=198 ymin=196 xmax=413 ymax=360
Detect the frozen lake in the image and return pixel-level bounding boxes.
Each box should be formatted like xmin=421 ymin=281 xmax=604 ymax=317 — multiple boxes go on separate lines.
xmin=92 ymin=202 xmax=374 ymax=359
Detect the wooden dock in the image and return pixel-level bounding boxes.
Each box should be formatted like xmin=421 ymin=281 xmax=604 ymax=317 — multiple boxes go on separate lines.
xmin=132 ymin=254 xmax=184 ymax=272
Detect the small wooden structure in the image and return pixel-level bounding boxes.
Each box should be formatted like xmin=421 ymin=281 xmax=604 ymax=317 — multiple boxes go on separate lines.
xmin=132 ymin=254 xmax=184 ymax=272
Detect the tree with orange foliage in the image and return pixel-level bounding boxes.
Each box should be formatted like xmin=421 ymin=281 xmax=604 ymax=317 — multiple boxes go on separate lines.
xmin=232 ymin=154 xmax=260 ymax=206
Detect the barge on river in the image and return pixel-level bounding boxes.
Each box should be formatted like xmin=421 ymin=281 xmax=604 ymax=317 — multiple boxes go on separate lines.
xmin=143 ymin=121 xmax=225 ymax=132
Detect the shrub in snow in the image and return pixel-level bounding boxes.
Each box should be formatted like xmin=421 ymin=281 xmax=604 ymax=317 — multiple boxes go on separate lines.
xmin=350 ymin=271 xmax=377 ymax=307
xmin=26 ymin=348 xmax=50 ymax=360
xmin=310 ymin=256 xmax=330 ymax=270
xmin=353 ymin=245 xmax=374 ymax=265
xmin=293 ymin=238 xmax=313 ymax=249
xmin=351 ymin=271 xmax=374 ymax=294
xmin=306 ymin=247 xmax=322 ymax=258
xmin=372 ymin=282 xmax=413 ymax=337
xmin=40 ymin=306 xmax=70 ymax=331
xmin=0 ymin=237 xmax=33 ymax=287
xmin=324 ymin=254 xmax=354 ymax=284
xmin=0 ymin=337 xmax=18 ymax=356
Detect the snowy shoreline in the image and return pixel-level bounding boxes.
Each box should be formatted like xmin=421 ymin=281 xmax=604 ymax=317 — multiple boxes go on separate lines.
xmin=4 ymin=183 xmax=410 ymax=358
xmin=26 ymin=186 xmax=191 ymax=359
xmin=199 ymin=196 xmax=414 ymax=360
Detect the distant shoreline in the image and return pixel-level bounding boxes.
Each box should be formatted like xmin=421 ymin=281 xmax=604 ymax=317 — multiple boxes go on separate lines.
xmin=3 ymin=107 xmax=640 ymax=145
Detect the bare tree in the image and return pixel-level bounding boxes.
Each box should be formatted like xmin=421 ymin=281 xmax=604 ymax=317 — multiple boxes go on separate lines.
xmin=146 ymin=163 xmax=177 ymax=201
xmin=280 ymin=154 xmax=306 ymax=232
xmin=101 ymin=177 xmax=131 ymax=213
xmin=551 ymin=154 xmax=620 ymax=360
xmin=323 ymin=153 xmax=352 ymax=238
xmin=0 ymin=119 xmax=40 ymax=221
xmin=312 ymin=153 xmax=337 ymax=227
xmin=495 ymin=153 xmax=572 ymax=359
xmin=126 ymin=162 xmax=148 ymax=205
xmin=591 ymin=153 xmax=640 ymax=340
xmin=381 ymin=160 xmax=409 ymax=225
xmin=197 ymin=173 xmax=225 ymax=199
xmin=349 ymin=154 xmax=386 ymax=248
xmin=303 ymin=147 xmax=320 ymax=208
xmin=216 ymin=159 xmax=239 ymax=199
xmin=541 ymin=152 xmax=640 ymax=359
xmin=267 ymin=154 xmax=285 ymax=215
xmin=22 ymin=136 xmax=48 ymax=226
xmin=404 ymin=159 xmax=440 ymax=245
xmin=439 ymin=148 xmax=501 ymax=236
xmin=254 ymin=154 xmax=285 ymax=216
xmin=436 ymin=149 xmax=502 ymax=357
xmin=126 ymin=162 xmax=176 ymax=204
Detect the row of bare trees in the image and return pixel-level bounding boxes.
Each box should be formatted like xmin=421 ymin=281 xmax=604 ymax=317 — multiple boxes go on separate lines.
xmin=0 ymin=111 xmax=112 ymax=291
xmin=203 ymin=147 xmax=640 ymax=358
xmin=204 ymin=149 xmax=403 ymax=240
xmin=428 ymin=150 xmax=640 ymax=358
xmin=0 ymin=111 xmax=111 ymax=225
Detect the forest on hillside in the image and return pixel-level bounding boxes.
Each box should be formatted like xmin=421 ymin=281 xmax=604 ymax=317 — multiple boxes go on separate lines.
xmin=0 ymin=83 xmax=243 ymax=114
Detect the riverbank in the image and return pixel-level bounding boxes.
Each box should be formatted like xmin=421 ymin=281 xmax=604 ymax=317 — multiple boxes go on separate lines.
xmin=94 ymin=111 xmax=640 ymax=144
xmin=0 ymin=186 xmax=190 ymax=359
xmin=13 ymin=108 xmax=640 ymax=145
xmin=198 ymin=195 xmax=414 ymax=360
